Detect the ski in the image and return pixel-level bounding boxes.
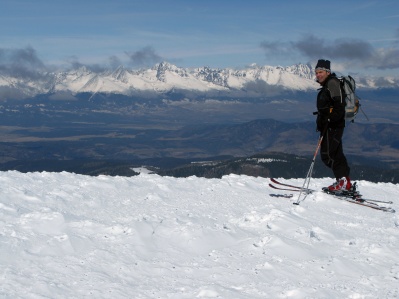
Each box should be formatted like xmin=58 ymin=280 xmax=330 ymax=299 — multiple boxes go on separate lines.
xmin=270 ymin=193 xmax=293 ymax=198
xmin=269 ymin=183 xmax=312 ymax=193
xmin=354 ymin=198 xmax=393 ymax=204
xmin=322 ymin=189 xmax=395 ymax=213
xmin=332 ymin=195 xmax=394 ymax=213
xmin=339 ymin=197 xmax=394 ymax=213
xmin=321 ymin=185 xmax=394 ymax=204
xmin=269 ymin=179 xmax=313 ymax=193
xmin=270 ymin=178 xmax=302 ymax=189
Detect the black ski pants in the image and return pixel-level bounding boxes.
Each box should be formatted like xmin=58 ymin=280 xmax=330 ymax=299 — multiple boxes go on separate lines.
xmin=320 ymin=126 xmax=350 ymax=179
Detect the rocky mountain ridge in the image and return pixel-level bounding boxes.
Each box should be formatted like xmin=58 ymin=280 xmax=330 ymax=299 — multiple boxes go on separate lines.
xmin=1 ymin=62 xmax=398 ymax=100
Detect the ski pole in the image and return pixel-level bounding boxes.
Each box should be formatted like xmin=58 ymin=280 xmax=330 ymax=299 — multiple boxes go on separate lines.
xmin=360 ymin=106 xmax=369 ymax=121
xmin=294 ymin=125 xmax=327 ymax=205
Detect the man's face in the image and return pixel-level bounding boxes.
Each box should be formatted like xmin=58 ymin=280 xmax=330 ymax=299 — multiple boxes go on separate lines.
xmin=315 ymin=69 xmax=330 ymax=83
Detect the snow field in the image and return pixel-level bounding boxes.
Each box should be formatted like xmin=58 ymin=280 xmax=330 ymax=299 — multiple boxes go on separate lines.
xmin=0 ymin=171 xmax=398 ymax=298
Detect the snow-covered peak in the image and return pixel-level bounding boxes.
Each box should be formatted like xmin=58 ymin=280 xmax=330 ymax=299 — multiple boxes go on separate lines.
xmin=284 ymin=63 xmax=314 ymax=80
xmin=0 ymin=62 xmax=397 ymax=99
xmin=110 ymin=65 xmax=127 ymax=79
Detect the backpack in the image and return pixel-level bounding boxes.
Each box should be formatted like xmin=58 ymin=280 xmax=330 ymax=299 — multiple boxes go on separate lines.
xmin=339 ymin=75 xmax=360 ymax=122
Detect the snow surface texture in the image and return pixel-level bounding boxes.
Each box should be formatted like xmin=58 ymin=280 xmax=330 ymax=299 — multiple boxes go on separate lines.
xmin=1 ymin=170 xmax=398 ymax=298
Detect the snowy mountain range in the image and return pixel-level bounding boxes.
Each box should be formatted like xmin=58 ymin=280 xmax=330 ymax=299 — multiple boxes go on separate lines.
xmin=1 ymin=62 xmax=398 ymax=99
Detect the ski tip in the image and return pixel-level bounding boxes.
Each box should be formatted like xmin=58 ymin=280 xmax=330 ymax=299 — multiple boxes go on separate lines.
xmin=293 ymin=202 xmax=300 ymax=205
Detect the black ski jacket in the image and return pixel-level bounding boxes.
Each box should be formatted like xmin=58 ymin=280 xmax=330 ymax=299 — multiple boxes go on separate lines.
xmin=316 ymin=74 xmax=346 ymax=131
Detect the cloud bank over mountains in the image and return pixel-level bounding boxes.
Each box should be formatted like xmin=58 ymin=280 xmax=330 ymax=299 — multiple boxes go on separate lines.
xmin=2 ymin=33 xmax=399 ymax=78
xmin=260 ymin=34 xmax=399 ymax=71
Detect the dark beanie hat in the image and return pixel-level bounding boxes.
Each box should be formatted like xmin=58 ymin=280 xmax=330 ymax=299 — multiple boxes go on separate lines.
xmin=315 ymin=59 xmax=331 ymax=72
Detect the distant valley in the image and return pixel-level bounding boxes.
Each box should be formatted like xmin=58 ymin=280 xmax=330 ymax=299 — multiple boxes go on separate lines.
xmin=0 ymin=62 xmax=398 ymax=182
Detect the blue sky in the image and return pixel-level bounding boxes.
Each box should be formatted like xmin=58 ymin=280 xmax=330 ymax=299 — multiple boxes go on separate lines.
xmin=1 ymin=0 xmax=398 ymax=76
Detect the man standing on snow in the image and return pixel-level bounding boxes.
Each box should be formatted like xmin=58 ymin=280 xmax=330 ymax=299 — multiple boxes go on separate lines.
xmin=315 ymin=59 xmax=351 ymax=192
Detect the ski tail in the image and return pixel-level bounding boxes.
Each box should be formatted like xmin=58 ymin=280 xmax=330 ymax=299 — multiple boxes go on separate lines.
xmin=270 ymin=178 xmax=302 ymax=189
xmin=269 ymin=179 xmax=313 ymax=193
